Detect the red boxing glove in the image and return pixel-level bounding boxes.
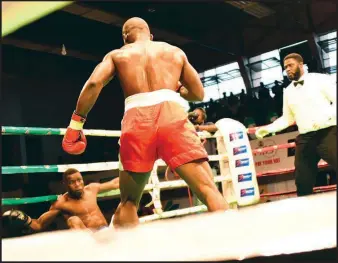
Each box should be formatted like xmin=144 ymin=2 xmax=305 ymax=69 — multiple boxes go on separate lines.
xmin=62 ymin=112 xmax=87 ymax=155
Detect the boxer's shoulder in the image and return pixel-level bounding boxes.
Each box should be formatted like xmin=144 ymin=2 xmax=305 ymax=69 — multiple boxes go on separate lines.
xmin=155 ymin=41 xmax=176 ymax=48
xmin=151 ymin=41 xmax=183 ymax=53
xmin=103 ymin=49 xmax=120 ymax=60
xmin=53 ymin=194 xmax=67 ymax=207
xmin=56 ymin=192 xmax=71 ymax=205
xmin=48 ymin=200 xmax=63 ymax=213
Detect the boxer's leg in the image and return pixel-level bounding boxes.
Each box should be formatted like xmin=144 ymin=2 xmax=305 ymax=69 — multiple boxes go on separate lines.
xmin=67 ymin=216 xmax=87 ymax=230
xmin=117 ymin=104 xmax=158 ymax=228
xmin=113 ymin=170 xmax=151 ymax=228
xmin=175 ymin=160 xmax=228 ymax=212
xmin=158 ymin=101 xmax=228 ymax=212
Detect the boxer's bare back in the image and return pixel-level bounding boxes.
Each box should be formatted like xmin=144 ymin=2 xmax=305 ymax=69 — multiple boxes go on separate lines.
xmin=111 ymin=41 xmax=185 ymax=97
xmin=74 ymin=18 xmax=203 ymax=117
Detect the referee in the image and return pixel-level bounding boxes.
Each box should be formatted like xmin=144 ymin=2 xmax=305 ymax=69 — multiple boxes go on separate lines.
xmin=255 ymin=53 xmax=336 ymax=196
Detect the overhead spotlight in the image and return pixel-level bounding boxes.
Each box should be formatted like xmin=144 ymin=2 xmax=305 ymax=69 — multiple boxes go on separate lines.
xmin=61 ymin=44 xmax=67 ymax=55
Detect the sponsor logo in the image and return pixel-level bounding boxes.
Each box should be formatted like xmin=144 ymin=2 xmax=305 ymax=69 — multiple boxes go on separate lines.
xmin=255 ymin=139 xmax=277 ymax=158
xmin=240 ymin=187 xmax=255 ymax=197
xmin=235 ymin=158 xmax=250 ymax=167
xmin=233 ymin=145 xmax=247 ymax=155
xmin=229 ymin=131 xmax=244 ymax=141
xmin=238 ymin=173 xmax=252 ymax=182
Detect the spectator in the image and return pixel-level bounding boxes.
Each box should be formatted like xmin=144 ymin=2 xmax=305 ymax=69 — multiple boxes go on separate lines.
xmin=189 ymin=107 xmax=214 ymax=134
xmin=239 ymin=89 xmax=247 ymax=105
xmin=188 ymin=107 xmax=217 ymax=161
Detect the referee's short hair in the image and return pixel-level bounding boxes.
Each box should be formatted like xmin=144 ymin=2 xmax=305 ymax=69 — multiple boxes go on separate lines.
xmin=284 ymin=53 xmax=304 ymax=63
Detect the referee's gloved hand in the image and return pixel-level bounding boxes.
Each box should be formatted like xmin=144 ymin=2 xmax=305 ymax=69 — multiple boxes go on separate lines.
xmin=255 ymin=126 xmax=271 ymax=139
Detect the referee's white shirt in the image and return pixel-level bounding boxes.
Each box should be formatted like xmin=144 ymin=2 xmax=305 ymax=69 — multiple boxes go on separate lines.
xmin=271 ymin=72 xmax=336 ymax=134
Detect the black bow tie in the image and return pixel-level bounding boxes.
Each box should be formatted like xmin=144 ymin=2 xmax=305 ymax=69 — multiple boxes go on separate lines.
xmin=293 ymin=80 xmax=304 ymax=86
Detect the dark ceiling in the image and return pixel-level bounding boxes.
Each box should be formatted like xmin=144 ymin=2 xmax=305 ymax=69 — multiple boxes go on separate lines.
xmin=3 ymin=0 xmax=337 ymax=73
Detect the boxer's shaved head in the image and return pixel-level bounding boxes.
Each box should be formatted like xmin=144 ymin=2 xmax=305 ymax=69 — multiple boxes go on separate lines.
xmin=122 ymin=17 xmax=153 ymax=44
xmin=122 ymin=17 xmax=150 ymax=34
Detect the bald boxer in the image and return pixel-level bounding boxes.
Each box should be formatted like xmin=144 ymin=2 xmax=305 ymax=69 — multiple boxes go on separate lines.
xmin=3 ymin=168 xmax=119 ymax=235
xmin=62 ymin=17 xmax=228 ymax=228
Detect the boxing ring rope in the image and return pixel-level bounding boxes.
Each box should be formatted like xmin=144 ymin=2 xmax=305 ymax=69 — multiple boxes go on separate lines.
xmin=1 ymin=126 xmax=122 ymax=137
xmin=2 ymin=126 xmax=330 ymax=200
xmin=2 ymin=125 xmax=334 ymax=214
xmin=1 ymin=124 xmax=289 ymax=136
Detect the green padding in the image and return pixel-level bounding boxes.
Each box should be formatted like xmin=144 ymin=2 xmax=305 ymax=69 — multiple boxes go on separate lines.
xmin=2 ymin=195 xmax=58 ymax=206
xmin=2 ymin=126 xmax=62 ymax=136
xmin=2 ymin=165 xmax=58 ymax=174
xmin=2 ymin=190 xmax=121 ymax=206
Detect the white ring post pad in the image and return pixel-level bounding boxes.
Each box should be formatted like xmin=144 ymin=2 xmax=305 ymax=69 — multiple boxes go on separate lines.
xmin=215 ymin=118 xmax=260 ymax=206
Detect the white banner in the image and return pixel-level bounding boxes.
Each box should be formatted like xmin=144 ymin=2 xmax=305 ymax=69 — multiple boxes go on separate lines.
xmin=215 ymin=118 xmax=260 ymax=207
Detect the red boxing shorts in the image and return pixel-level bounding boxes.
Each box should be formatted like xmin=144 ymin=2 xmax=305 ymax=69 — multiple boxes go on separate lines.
xmin=119 ymin=89 xmax=208 ymax=173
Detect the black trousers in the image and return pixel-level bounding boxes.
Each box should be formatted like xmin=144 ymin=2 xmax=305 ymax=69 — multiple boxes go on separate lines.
xmin=295 ymin=125 xmax=337 ymax=196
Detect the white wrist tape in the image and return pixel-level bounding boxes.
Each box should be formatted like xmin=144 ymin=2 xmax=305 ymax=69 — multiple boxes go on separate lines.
xmin=69 ymin=120 xmax=84 ymax=130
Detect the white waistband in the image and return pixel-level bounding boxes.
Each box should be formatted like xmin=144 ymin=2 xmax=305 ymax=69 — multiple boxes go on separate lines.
xmin=124 ymin=89 xmax=190 ymax=112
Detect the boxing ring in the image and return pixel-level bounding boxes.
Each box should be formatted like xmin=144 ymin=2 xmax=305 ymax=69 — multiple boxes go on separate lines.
xmin=2 ymin=123 xmax=336 ymax=261
xmin=2 ymin=2 xmax=336 ymax=259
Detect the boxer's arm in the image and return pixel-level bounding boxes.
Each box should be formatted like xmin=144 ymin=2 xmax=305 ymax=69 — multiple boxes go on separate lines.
xmin=179 ymin=51 xmax=204 ymax=101
xmin=29 ymin=207 xmax=61 ymax=232
xmin=75 ymin=52 xmax=116 ymax=117
xmin=197 ymin=124 xmax=218 ymax=133
xmin=89 ymin=177 xmax=120 ymax=194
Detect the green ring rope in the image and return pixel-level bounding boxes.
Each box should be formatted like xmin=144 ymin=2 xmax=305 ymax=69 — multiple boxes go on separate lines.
xmin=2 ymin=126 xmax=63 ymax=136
xmin=2 ymin=126 xmax=121 ymax=137
xmin=3 ymin=165 xmax=59 ymax=174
